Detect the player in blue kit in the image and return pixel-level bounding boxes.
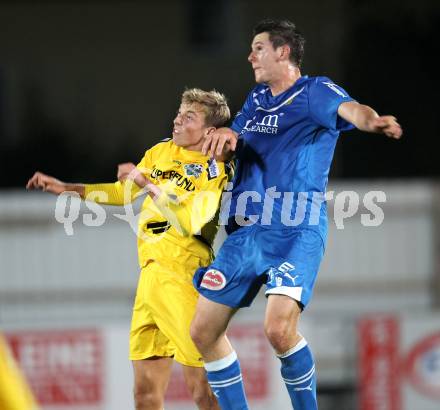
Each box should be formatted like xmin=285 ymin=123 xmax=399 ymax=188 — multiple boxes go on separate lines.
xmin=190 ymin=19 xmax=402 ymax=410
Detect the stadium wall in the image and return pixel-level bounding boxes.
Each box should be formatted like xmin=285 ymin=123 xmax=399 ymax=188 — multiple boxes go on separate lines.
xmin=0 ymin=180 xmax=439 ymax=409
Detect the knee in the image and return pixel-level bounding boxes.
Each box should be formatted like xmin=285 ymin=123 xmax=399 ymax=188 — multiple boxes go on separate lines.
xmin=133 ymin=384 xmax=162 ymax=410
xmin=264 ymin=320 xmax=295 ymax=353
xmin=190 ymin=318 xmax=214 ymax=352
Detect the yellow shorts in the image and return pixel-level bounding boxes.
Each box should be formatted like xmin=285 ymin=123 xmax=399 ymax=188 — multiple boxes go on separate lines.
xmin=129 ymin=256 xmax=206 ymax=367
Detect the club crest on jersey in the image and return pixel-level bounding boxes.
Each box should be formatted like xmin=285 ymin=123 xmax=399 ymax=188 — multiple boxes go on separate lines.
xmin=200 ymin=269 xmax=226 ymax=291
xmin=207 ymin=158 xmax=219 ymax=180
xmin=184 ymin=163 xmax=203 ymax=178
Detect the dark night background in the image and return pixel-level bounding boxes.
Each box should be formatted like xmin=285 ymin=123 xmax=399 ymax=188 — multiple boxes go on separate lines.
xmin=0 ymin=0 xmax=438 ymax=187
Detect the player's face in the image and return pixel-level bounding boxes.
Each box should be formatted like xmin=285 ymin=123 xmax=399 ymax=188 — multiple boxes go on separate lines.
xmin=248 ymin=32 xmax=281 ymax=84
xmin=173 ymin=103 xmax=211 ymax=151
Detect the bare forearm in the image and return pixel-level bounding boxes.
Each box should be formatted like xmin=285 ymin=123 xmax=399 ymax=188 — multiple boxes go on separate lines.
xmin=26 ymin=171 xmax=86 ymax=197
xmin=338 ymin=100 xmax=403 ymax=139
xmin=340 ymin=102 xmax=379 ymax=132
xmin=64 ymin=183 xmax=85 ymax=198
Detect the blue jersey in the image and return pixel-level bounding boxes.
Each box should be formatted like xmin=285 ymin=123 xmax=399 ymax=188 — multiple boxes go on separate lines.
xmin=228 ymin=75 xmax=355 ymax=241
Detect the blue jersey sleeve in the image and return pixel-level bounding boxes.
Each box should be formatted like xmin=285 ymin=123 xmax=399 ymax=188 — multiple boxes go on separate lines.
xmin=231 ymin=88 xmax=257 ymax=134
xmin=308 ymin=78 xmax=355 ymax=131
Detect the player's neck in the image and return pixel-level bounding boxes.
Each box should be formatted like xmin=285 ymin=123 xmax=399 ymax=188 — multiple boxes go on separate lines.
xmin=180 ymin=140 xmax=205 ymax=153
xmin=269 ymin=67 xmax=302 ymax=97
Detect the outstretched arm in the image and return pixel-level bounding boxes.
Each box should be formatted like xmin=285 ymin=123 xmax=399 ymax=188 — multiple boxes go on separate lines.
xmin=338 ymin=101 xmax=402 ymax=139
xmin=26 ymin=172 xmax=85 ymax=197
xmin=27 ymin=169 xmax=140 ymax=205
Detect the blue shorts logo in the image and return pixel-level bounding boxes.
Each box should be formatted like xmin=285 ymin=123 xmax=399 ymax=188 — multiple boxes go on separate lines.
xmin=278 ymin=262 xmax=295 ymax=273
xmin=201 ymin=269 xmax=226 ymax=291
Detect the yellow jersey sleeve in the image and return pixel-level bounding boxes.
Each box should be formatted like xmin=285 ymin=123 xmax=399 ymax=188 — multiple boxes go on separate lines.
xmin=82 ymin=149 xmax=154 ymax=205
xmin=82 ymin=181 xmax=141 ymax=205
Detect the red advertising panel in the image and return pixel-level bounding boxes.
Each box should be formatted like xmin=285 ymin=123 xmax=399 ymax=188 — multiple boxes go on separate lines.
xmin=5 ymin=329 xmax=103 ymax=406
xmin=358 ymin=316 xmax=401 ymax=410
xmin=165 ymin=323 xmax=270 ymax=402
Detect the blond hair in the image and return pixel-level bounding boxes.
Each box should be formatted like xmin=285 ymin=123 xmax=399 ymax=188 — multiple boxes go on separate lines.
xmin=181 ymin=88 xmax=230 ymax=128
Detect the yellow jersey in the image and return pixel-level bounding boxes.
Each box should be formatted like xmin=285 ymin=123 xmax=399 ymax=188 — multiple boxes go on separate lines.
xmin=84 ymin=139 xmax=232 ymax=268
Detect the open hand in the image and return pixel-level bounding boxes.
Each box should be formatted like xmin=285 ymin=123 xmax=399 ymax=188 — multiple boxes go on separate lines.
xmin=370 ymin=116 xmax=402 ymax=139
xmin=26 ymin=172 xmax=66 ymax=194
xmin=201 ymin=127 xmax=238 ymax=160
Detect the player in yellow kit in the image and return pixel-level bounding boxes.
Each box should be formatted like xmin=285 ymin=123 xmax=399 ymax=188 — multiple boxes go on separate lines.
xmin=26 ymin=88 xmax=232 ymax=410
xmin=0 ymin=334 xmax=39 ymax=410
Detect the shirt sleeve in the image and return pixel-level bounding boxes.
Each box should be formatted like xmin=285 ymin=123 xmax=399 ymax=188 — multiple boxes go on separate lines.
xmin=152 ymin=161 xmax=231 ymax=237
xmin=135 ymin=147 xmax=154 ymax=176
xmin=308 ymin=78 xmax=356 ymax=131
xmin=231 ymin=88 xmax=257 ymax=134
xmin=82 ymin=149 xmax=153 ymax=205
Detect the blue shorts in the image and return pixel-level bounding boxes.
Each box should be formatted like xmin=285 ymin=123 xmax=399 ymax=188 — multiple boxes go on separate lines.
xmin=193 ymin=224 xmax=325 ymax=309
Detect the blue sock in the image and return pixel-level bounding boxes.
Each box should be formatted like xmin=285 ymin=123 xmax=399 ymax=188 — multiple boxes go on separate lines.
xmin=278 ymin=338 xmax=318 ymax=410
xmin=204 ymin=351 xmax=249 ymax=410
